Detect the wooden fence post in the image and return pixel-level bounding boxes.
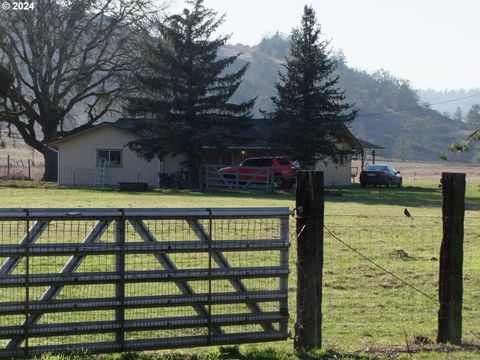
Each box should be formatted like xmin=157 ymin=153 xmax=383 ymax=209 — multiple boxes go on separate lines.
xmin=437 ymin=172 xmax=465 ymax=345
xmin=7 ymin=155 xmax=10 ymax=179
xmin=28 ymin=159 xmax=31 ymax=180
xmin=295 ymin=171 xmax=324 ymax=350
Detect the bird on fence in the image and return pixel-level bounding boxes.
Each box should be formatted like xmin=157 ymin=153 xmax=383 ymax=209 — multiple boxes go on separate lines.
xmin=404 ymin=208 xmax=414 ymax=220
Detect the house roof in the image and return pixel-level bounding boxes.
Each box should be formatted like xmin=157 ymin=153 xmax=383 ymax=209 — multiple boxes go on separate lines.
xmin=355 ymin=138 xmax=385 ymax=150
xmin=48 ymin=123 xmax=126 ymax=147
xmin=109 ymin=118 xmax=153 ymax=138
xmin=49 ymin=117 xmax=380 ymax=152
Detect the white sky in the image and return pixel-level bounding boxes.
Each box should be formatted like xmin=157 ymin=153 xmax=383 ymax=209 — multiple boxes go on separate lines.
xmin=167 ymin=0 xmax=480 ymax=91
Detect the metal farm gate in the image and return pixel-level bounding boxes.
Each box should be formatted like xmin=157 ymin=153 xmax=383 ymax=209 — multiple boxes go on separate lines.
xmin=0 ymin=208 xmax=290 ymax=357
xmin=204 ymin=165 xmax=273 ymax=192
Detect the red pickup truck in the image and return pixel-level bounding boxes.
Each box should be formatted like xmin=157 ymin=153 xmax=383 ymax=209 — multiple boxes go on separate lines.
xmin=219 ymin=156 xmax=300 ymax=189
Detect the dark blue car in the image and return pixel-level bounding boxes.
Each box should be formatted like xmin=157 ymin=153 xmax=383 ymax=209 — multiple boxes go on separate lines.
xmin=359 ymin=164 xmax=402 ymax=188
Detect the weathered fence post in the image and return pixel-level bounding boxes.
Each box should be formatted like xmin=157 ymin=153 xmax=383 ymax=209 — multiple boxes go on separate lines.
xmin=7 ymin=155 xmax=10 ymax=179
xmin=28 ymin=159 xmax=31 ymax=180
xmin=295 ymin=171 xmax=324 ymax=350
xmin=115 ymin=212 xmax=126 ymax=348
xmin=437 ymin=172 xmax=465 ymax=345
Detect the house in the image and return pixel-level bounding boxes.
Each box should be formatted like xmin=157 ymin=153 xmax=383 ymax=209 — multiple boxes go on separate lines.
xmin=48 ymin=119 xmax=185 ymax=187
xmin=49 ymin=118 xmax=383 ymax=187
xmin=313 ymin=127 xmax=363 ymax=186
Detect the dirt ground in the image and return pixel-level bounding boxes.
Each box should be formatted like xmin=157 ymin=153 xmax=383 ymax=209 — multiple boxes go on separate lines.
xmin=353 ymin=158 xmax=480 ymax=182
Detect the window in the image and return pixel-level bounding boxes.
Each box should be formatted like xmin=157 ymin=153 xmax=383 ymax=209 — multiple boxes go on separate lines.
xmin=242 ymin=158 xmax=273 ymax=167
xmin=365 ymin=165 xmax=387 ymax=171
xmin=97 ymin=150 xmax=122 ymax=167
xmin=334 ymin=153 xmax=349 ymax=166
xmin=277 ymin=157 xmax=291 ymax=166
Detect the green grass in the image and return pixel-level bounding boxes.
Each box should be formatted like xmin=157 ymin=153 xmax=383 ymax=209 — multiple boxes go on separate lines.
xmin=0 ymin=180 xmax=479 ymax=359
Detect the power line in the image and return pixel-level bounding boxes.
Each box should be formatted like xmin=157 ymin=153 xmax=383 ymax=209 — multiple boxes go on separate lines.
xmin=356 ymin=93 xmax=480 ymax=118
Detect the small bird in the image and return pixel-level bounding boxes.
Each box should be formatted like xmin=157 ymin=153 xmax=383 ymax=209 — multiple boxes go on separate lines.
xmin=404 ymin=208 xmax=414 ymax=220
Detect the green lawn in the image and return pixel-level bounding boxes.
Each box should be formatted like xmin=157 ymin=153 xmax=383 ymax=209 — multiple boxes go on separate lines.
xmin=0 ymin=180 xmax=479 ymax=360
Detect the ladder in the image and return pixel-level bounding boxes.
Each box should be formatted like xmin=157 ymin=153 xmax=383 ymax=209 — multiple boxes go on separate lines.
xmin=94 ymin=157 xmax=107 ymax=187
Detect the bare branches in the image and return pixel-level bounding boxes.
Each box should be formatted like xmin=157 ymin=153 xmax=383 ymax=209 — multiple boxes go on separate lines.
xmin=0 ymin=0 xmax=161 ymax=179
xmin=0 ymin=1 xmax=157 ymax=133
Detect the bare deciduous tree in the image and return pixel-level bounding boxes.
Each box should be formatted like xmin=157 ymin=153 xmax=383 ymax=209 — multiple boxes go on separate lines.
xmin=0 ymin=0 xmax=158 ymax=180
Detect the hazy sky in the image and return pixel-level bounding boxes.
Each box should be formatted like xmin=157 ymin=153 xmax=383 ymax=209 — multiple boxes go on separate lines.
xmin=168 ymin=0 xmax=479 ymax=91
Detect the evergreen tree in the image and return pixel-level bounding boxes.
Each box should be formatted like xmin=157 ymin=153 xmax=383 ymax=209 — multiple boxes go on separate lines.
xmin=269 ymin=5 xmax=357 ymax=168
xmin=465 ymin=104 xmax=480 ymax=130
xmin=127 ymin=0 xmax=254 ymax=186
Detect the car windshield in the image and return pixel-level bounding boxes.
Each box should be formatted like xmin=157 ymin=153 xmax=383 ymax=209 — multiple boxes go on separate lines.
xmin=277 ymin=157 xmax=291 ymax=165
xmin=242 ymin=158 xmax=273 ymax=167
xmin=365 ymin=165 xmax=387 ymax=171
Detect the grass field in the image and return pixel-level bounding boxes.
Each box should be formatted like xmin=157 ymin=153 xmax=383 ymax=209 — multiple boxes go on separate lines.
xmin=0 ymin=180 xmax=479 ymax=359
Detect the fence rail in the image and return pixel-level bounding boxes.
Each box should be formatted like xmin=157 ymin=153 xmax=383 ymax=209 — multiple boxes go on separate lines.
xmin=0 ymin=207 xmax=291 ymax=357
xmin=204 ymin=165 xmax=273 ymax=192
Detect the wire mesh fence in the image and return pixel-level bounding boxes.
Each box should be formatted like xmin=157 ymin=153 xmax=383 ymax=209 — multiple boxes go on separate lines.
xmin=1 ymin=206 xmax=478 ymax=356
xmin=58 ymin=168 xmax=101 ymax=187
xmin=0 ymin=156 xmax=44 ymax=180
xmin=0 ymin=208 xmax=290 ymax=357
xmin=313 ymin=214 xmax=480 ymax=351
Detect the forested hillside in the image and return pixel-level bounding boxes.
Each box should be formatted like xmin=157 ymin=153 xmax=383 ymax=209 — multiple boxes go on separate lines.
xmin=222 ymin=34 xmax=474 ymax=162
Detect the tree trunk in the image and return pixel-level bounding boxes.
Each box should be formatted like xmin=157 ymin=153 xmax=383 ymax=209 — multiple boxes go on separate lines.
xmin=39 ymin=123 xmax=60 ymax=182
xmin=184 ymin=154 xmax=201 ymax=189
xmin=186 ymin=162 xmax=200 ymax=189
xmin=42 ymin=145 xmax=58 ymax=182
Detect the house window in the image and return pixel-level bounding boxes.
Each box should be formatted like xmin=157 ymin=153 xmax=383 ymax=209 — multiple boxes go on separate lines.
xmin=335 ymin=153 xmax=350 ymax=166
xmin=97 ymin=150 xmax=122 ymax=167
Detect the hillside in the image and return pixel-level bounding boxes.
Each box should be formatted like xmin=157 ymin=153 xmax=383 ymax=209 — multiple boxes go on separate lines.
xmin=221 ymin=35 xmax=474 ymax=163
xmin=2 ymin=34 xmax=475 ymax=165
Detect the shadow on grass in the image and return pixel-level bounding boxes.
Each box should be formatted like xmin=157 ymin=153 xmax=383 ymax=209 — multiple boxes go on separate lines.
xmin=92 ymin=346 xmax=376 ymax=360
xmin=25 ymin=344 xmax=480 ymax=360
xmin=365 ymin=342 xmax=480 ymax=358
xmin=324 ymin=185 xmax=444 ymax=208
xmin=138 ymin=185 xmax=478 ymax=211
xmin=2 ymin=179 xmax=479 ymax=211
xmin=329 ymin=184 xmax=480 ymax=211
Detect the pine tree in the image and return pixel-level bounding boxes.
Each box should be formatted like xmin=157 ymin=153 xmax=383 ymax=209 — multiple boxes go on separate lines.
xmin=269 ymin=5 xmax=357 ymax=168
xmin=127 ymin=0 xmax=254 ymax=186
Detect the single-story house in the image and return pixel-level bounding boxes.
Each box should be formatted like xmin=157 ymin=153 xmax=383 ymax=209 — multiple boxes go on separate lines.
xmin=48 ymin=118 xmax=383 ymax=187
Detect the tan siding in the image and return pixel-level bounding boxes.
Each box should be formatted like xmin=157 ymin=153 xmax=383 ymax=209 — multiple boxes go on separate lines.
xmin=57 ymin=126 xmax=159 ymax=187
xmin=158 ymin=154 xmax=186 ymax=174
xmin=314 ymin=157 xmax=352 ymax=186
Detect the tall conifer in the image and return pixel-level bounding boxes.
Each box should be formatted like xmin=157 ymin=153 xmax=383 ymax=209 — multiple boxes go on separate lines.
xmin=269 ymin=6 xmax=357 ymax=168
xmin=127 ymin=0 xmax=254 ymax=185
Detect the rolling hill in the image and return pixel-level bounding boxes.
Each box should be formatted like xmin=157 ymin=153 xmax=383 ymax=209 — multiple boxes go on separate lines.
xmin=221 ymin=35 xmax=475 ymax=163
